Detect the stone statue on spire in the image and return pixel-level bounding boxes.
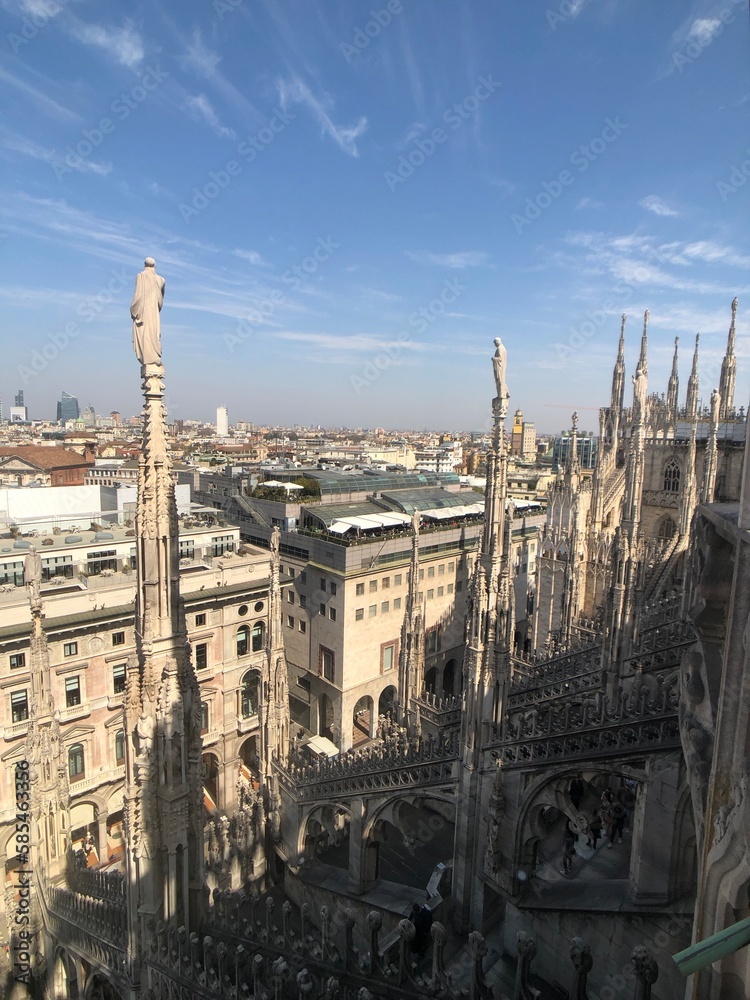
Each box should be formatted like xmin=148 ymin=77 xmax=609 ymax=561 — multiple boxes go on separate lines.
xmin=131 ymin=257 xmax=165 ymax=367
xmin=492 ymin=337 xmax=510 ymax=419
xmin=24 ymin=545 xmax=43 ymax=613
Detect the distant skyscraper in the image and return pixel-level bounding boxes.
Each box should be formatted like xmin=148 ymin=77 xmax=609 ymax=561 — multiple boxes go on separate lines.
xmin=216 ymin=405 xmax=229 ymax=437
xmin=10 ymin=388 xmax=28 ymax=422
xmin=57 ymin=390 xmax=79 ymax=424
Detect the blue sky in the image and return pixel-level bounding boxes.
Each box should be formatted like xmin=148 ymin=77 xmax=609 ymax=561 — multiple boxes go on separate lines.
xmin=0 ymin=0 xmax=748 ymax=432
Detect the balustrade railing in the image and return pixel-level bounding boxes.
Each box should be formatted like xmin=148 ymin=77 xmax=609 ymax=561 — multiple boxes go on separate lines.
xmin=139 ymin=889 xmax=665 ymax=1000
xmin=275 ymin=731 xmax=460 ymax=801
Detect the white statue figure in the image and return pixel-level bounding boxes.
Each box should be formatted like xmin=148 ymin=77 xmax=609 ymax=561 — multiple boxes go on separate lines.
xmin=492 ymin=337 xmax=510 ymax=414
xmin=131 ymin=257 xmax=165 ymax=366
xmin=24 ymin=546 xmax=42 ymax=606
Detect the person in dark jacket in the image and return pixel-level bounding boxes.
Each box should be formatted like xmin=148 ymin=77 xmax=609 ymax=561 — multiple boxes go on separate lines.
xmin=409 ymin=902 xmax=433 ymax=957
xmin=587 ymin=809 xmax=603 ymax=849
xmin=569 ymin=774 xmax=585 ymax=811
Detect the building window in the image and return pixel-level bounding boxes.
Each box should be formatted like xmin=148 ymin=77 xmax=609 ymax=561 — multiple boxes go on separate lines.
xmin=211 ymin=535 xmax=234 ymax=557
xmin=369 ymin=580 xmax=377 ymax=593
xmin=112 ymin=663 xmax=126 ymax=694
xmin=112 ymin=631 xmax=125 ymax=647
xmin=115 ymin=730 xmax=125 ymax=763
xmin=419 ymin=569 xmax=424 ymax=582
xmin=300 ymin=571 xmax=307 ymax=584
xmin=195 ymin=643 xmax=208 ymax=670
xmin=63 ymin=641 xmax=78 ymax=658
xmin=394 ymin=574 xmax=402 ymax=586
xmin=86 ymin=549 xmax=116 ymax=575
xmin=664 ymin=461 xmax=680 ymax=493
xmin=252 ymin=621 xmax=265 ymax=651
xmin=237 ymin=625 xmax=249 ymax=657
xmin=438 ymin=564 xmax=445 ymax=576
xmin=299 ymin=620 xmax=307 ymax=634
xmin=381 ymin=601 xmax=389 ymax=613
xmin=437 ymin=586 xmax=444 ymax=597
xmin=200 ymin=702 xmax=209 ymax=734
xmin=382 ymin=644 xmax=395 ymax=672
xmin=10 ymin=653 xmax=25 ymax=670
xmin=319 ymin=603 xmax=326 ymax=616
xmin=382 ymin=577 xmax=390 ymax=589
xmin=238 ymin=604 xmax=248 ymax=617
xmin=456 ymin=581 xmax=463 ymax=593
xmin=320 ymin=646 xmax=335 ymax=682
xmin=68 ymin=744 xmax=84 ymax=780
xmin=447 ymin=583 xmax=454 ymax=595
xmin=356 ymin=583 xmax=365 ymax=596
xmin=329 ymin=582 xmax=337 ymax=596
xmin=240 ymin=672 xmax=259 ymax=718
xmin=428 ymin=566 xmax=435 ymax=578
xmin=393 ymin=597 xmax=402 ymax=610
xmin=195 ymin=613 xmax=206 ymax=627
xmin=355 ymin=608 xmax=364 ymax=621
xmin=65 ymin=676 xmax=81 ymax=707
xmin=448 ymin=562 xmax=454 ymax=572
xmin=368 ymin=605 xmax=377 ymax=618
xmin=254 ymin=601 xmax=264 ymax=613
xmin=299 ymin=595 xmax=307 ymax=609
xmin=427 ymin=589 xmax=434 ymax=600
xmin=179 ymin=539 xmax=195 ymax=561
xmin=287 ymin=591 xmax=295 ymax=604
xmin=11 ymin=690 xmax=28 ymax=723
xmin=287 ymin=615 xmax=295 ymax=628
xmin=329 ymin=607 xmax=336 ymax=622
xmin=320 ymin=577 xmax=326 ymax=590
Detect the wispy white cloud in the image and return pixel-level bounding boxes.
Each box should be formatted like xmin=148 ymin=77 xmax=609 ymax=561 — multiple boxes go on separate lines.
xmin=639 ymin=195 xmax=679 ymax=217
xmin=576 ymin=196 xmax=604 ymax=210
xmin=70 ymin=20 xmax=145 ymax=69
xmin=277 ymin=76 xmax=367 ymax=157
xmin=688 ymin=17 xmax=721 ymax=45
xmin=0 ymin=64 xmax=80 ymax=122
xmin=234 ymin=249 xmax=270 ymax=267
xmin=183 ymin=94 xmax=236 ymax=140
xmin=182 ymin=31 xmax=222 ymax=76
xmin=406 ymin=250 xmax=487 ymax=269
xmin=275 ymin=331 xmax=424 ymax=353
xmin=2 ymin=132 xmax=112 ymax=176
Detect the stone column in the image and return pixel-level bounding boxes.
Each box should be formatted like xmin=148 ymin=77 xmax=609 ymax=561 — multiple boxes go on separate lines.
xmin=347 ymin=797 xmax=378 ymax=895
xmin=97 ymin=812 xmax=108 ymax=862
xmin=629 ymin=753 xmax=681 ymax=904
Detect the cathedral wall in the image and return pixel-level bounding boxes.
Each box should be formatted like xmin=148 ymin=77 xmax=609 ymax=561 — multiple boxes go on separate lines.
xmin=503 ymin=903 xmax=691 ymax=1000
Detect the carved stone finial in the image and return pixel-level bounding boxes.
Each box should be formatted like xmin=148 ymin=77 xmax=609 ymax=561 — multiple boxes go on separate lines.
xmin=631 ymin=945 xmax=658 ymax=999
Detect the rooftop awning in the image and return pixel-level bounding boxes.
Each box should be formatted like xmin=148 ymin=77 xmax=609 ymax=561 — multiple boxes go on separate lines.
xmin=327 ymin=511 xmax=412 ymax=533
xmin=421 ymin=502 xmax=485 ymax=520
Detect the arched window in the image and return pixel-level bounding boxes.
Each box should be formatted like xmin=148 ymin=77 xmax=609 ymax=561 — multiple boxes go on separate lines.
xmin=252 ymin=621 xmax=265 ymax=652
xmin=236 ymin=625 xmax=249 ymax=657
xmin=68 ymin=744 xmax=84 ymax=781
xmin=664 ymin=460 xmax=680 ymax=493
xmin=658 ymin=517 xmax=676 ymax=540
xmin=240 ymin=671 xmax=260 ymax=718
xmin=115 ymin=730 xmax=125 ymax=763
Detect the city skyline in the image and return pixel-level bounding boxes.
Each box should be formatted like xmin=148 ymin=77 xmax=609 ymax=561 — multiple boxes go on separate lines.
xmin=0 ymin=0 xmax=748 ymax=429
